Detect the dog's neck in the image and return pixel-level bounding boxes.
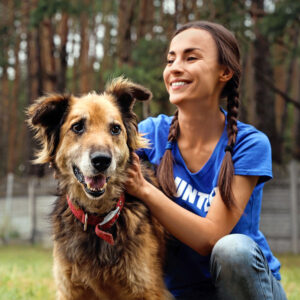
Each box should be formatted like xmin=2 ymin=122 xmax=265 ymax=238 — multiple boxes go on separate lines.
xmin=67 ymin=194 xmax=125 ymax=245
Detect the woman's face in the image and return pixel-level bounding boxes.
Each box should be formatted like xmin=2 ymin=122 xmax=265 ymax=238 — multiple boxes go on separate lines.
xmin=163 ymin=28 xmax=225 ymax=106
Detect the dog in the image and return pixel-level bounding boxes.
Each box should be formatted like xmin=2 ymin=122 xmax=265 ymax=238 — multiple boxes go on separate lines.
xmin=27 ymin=78 xmax=172 ymax=300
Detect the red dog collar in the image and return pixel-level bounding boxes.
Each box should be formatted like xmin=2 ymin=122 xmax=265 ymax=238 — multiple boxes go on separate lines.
xmin=67 ymin=194 xmax=125 ymax=245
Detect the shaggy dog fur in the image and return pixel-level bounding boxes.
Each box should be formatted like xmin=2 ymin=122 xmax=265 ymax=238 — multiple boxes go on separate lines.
xmin=27 ymin=78 xmax=172 ymax=300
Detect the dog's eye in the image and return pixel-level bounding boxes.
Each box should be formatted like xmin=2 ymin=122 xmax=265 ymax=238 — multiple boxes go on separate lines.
xmin=111 ymin=124 xmax=121 ymax=136
xmin=71 ymin=120 xmax=85 ymax=134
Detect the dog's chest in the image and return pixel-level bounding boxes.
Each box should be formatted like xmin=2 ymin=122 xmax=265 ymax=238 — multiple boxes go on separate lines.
xmin=53 ymin=199 xmax=150 ymax=269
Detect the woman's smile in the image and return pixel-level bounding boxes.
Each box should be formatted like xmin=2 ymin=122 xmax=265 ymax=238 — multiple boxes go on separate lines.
xmin=170 ymin=79 xmax=192 ymax=91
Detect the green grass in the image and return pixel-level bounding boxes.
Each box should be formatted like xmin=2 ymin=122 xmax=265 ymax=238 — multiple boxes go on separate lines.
xmin=0 ymin=245 xmax=299 ymax=299
xmin=0 ymin=244 xmax=55 ymax=300
xmin=278 ymin=254 xmax=300 ymax=300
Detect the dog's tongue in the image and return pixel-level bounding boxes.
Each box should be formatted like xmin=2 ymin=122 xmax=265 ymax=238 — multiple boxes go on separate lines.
xmin=84 ymin=175 xmax=106 ymax=190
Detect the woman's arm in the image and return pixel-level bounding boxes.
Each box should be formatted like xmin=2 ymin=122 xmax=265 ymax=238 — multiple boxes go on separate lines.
xmin=126 ymin=153 xmax=258 ymax=256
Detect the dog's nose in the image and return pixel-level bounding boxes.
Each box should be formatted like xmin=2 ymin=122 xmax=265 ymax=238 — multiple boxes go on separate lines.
xmin=90 ymin=152 xmax=112 ymax=172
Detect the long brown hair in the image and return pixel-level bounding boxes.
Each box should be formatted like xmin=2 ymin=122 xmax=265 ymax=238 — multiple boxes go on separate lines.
xmin=157 ymin=21 xmax=241 ymax=209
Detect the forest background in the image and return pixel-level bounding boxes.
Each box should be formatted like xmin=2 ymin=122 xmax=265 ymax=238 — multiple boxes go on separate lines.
xmin=0 ymin=0 xmax=300 ymax=178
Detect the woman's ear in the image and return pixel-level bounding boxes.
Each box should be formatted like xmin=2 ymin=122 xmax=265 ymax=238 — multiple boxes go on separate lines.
xmin=219 ymin=66 xmax=234 ymax=82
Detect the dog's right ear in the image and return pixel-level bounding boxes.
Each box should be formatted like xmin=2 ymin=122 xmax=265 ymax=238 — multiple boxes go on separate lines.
xmin=105 ymin=77 xmax=152 ymax=151
xmin=27 ymin=94 xmax=70 ymax=164
xmin=105 ymin=77 xmax=152 ymax=113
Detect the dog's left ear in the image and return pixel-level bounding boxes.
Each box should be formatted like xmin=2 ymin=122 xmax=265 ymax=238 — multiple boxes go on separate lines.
xmin=105 ymin=77 xmax=152 ymax=112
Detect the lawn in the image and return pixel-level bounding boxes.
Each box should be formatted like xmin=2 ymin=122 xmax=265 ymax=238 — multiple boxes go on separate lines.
xmin=0 ymin=245 xmax=299 ymax=299
xmin=0 ymin=244 xmax=55 ymax=300
xmin=278 ymin=254 xmax=300 ymax=299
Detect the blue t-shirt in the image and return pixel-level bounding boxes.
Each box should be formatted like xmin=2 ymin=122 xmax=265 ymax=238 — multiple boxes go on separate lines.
xmin=138 ymin=112 xmax=281 ymax=296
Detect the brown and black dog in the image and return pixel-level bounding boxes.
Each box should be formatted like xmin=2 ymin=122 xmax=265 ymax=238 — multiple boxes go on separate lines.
xmin=27 ymin=78 xmax=172 ymax=300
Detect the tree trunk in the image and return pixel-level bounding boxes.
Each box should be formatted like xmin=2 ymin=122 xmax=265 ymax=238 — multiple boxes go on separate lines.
xmin=280 ymin=28 xmax=299 ymax=158
xmin=252 ymin=0 xmax=281 ymax=163
xmin=273 ymin=43 xmax=286 ymax=133
xmin=99 ymin=0 xmax=114 ymax=88
xmin=7 ymin=0 xmax=20 ymax=173
xmin=79 ymin=3 xmax=90 ymax=93
xmin=137 ymin=0 xmax=154 ymax=40
xmin=0 ymin=67 xmax=10 ymax=175
xmin=25 ymin=0 xmax=45 ymax=176
xmin=26 ymin=0 xmax=41 ymax=101
xmin=69 ymin=20 xmax=79 ymax=94
xmin=203 ymin=0 xmax=216 ymax=21
xmin=0 ymin=0 xmax=11 ymax=175
xmin=174 ymin=0 xmax=179 ymax=28
xmin=136 ymin=0 xmax=154 ymax=118
xmin=117 ymin=0 xmax=136 ymax=65
xmin=239 ymin=47 xmax=249 ymax=123
xmin=179 ymin=0 xmax=190 ymax=23
xmin=57 ymin=12 xmax=69 ymax=93
xmin=294 ymin=62 xmax=300 ymax=159
xmin=40 ymin=17 xmax=56 ymax=93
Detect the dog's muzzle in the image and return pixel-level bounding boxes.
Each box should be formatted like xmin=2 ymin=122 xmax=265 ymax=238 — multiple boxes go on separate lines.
xmin=72 ymin=164 xmax=110 ymax=198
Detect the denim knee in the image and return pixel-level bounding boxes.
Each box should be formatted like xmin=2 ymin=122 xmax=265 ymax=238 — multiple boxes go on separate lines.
xmin=210 ymin=234 xmax=257 ymax=272
xmin=209 ymin=234 xmax=287 ymax=300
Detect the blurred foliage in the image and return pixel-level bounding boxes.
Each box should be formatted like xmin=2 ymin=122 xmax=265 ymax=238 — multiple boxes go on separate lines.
xmin=261 ymin=0 xmax=300 ymax=39
xmin=103 ymin=38 xmax=173 ymax=116
xmin=0 ymin=0 xmax=300 ymax=176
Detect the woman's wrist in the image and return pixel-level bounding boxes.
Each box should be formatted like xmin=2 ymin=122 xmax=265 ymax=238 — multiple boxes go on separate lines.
xmin=138 ymin=179 xmax=153 ymax=201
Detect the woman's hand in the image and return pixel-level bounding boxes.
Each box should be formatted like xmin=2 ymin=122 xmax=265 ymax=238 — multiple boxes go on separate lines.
xmin=125 ymin=152 xmax=150 ymax=199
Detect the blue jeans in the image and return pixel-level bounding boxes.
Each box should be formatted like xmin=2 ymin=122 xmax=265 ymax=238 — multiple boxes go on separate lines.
xmin=209 ymin=234 xmax=287 ymax=300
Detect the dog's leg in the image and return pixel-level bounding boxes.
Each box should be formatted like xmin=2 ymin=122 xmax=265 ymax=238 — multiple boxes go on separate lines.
xmin=126 ymin=288 xmax=174 ymax=300
xmin=53 ymin=245 xmax=99 ymax=300
xmin=54 ymin=260 xmax=99 ymax=300
xmin=120 ymin=262 xmax=174 ymax=300
xmin=162 ymin=289 xmax=175 ymax=300
xmin=141 ymin=285 xmax=175 ymax=300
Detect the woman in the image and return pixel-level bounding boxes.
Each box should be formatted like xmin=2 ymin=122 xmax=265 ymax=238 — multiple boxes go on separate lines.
xmin=126 ymin=21 xmax=287 ymax=300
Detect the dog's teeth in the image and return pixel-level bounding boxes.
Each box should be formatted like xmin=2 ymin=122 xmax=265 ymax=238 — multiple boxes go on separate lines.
xmin=88 ymin=186 xmax=104 ymax=192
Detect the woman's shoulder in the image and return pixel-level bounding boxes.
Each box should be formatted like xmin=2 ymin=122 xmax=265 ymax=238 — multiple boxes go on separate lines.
xmin=233 ymin=120 xmax=272 ymax=181
xmin=138 ymin=114 xmax=173 ymax=134
xmin=236 ymin=120 xmax=271 ymax=150
xmin=137 ymin=114 xmax=172 ymax=163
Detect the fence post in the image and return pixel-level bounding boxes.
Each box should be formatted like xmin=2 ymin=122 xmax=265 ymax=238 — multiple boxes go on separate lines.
xmin=289 ymin=160 xmax=299 ymax=254
xmin=28 ymin=177 xmax=37 ymax=244
xmin=4 ymin=173 xmax=14 ymax=241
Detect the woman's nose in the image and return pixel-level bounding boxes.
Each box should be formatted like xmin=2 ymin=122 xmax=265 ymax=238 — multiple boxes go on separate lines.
xmin=169 ymin=59 xmax=184 ymax=74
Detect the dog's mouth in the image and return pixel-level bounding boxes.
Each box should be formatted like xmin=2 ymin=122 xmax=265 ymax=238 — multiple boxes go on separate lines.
xmin=72 ymin=165 xmax=108 ymax=198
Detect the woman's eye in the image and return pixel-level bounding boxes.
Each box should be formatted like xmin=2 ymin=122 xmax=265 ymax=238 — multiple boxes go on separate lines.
xmin=71 ymin=120 xmax=85 ymax=134
xmin=187 ymin=56 xmax=197 ymax=61
xmin=111 ymin=124 xmax=121 ymax=135
xmin=167 ymin=59 xmax=174 ymax=64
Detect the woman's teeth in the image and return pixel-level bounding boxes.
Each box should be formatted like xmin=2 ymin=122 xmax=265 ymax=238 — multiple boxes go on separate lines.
xmin=172 ymin=81 xmax=187 ymax=86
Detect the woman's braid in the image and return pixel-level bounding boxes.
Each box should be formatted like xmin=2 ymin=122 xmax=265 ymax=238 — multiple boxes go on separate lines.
xmin=167 ymin=110 xmax=179 ymax=143
xmin=226 ymin=79 xmax=239 ymax=146
xmin=218 ymin=77 xmax=240 ymax=208
xmin=157 ymin=110 xmax=179 ymax=197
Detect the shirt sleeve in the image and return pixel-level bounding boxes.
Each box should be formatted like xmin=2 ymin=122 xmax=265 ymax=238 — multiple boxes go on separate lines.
xmin=233 ymin=128 xmax=272 ymax=184
xmin=136 ymin=118 xmax=155 ymax=160
xmin=136 ymin=115 xmax=171 ymax=165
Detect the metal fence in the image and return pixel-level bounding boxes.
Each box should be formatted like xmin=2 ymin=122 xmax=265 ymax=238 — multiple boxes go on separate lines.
xmin=0 ymin=174 xmax=57 ymax=245
xmin=0 ymin=161 xmax=299 ymax=253
xmin=260 ymin=160 xmax=299 ymax=253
